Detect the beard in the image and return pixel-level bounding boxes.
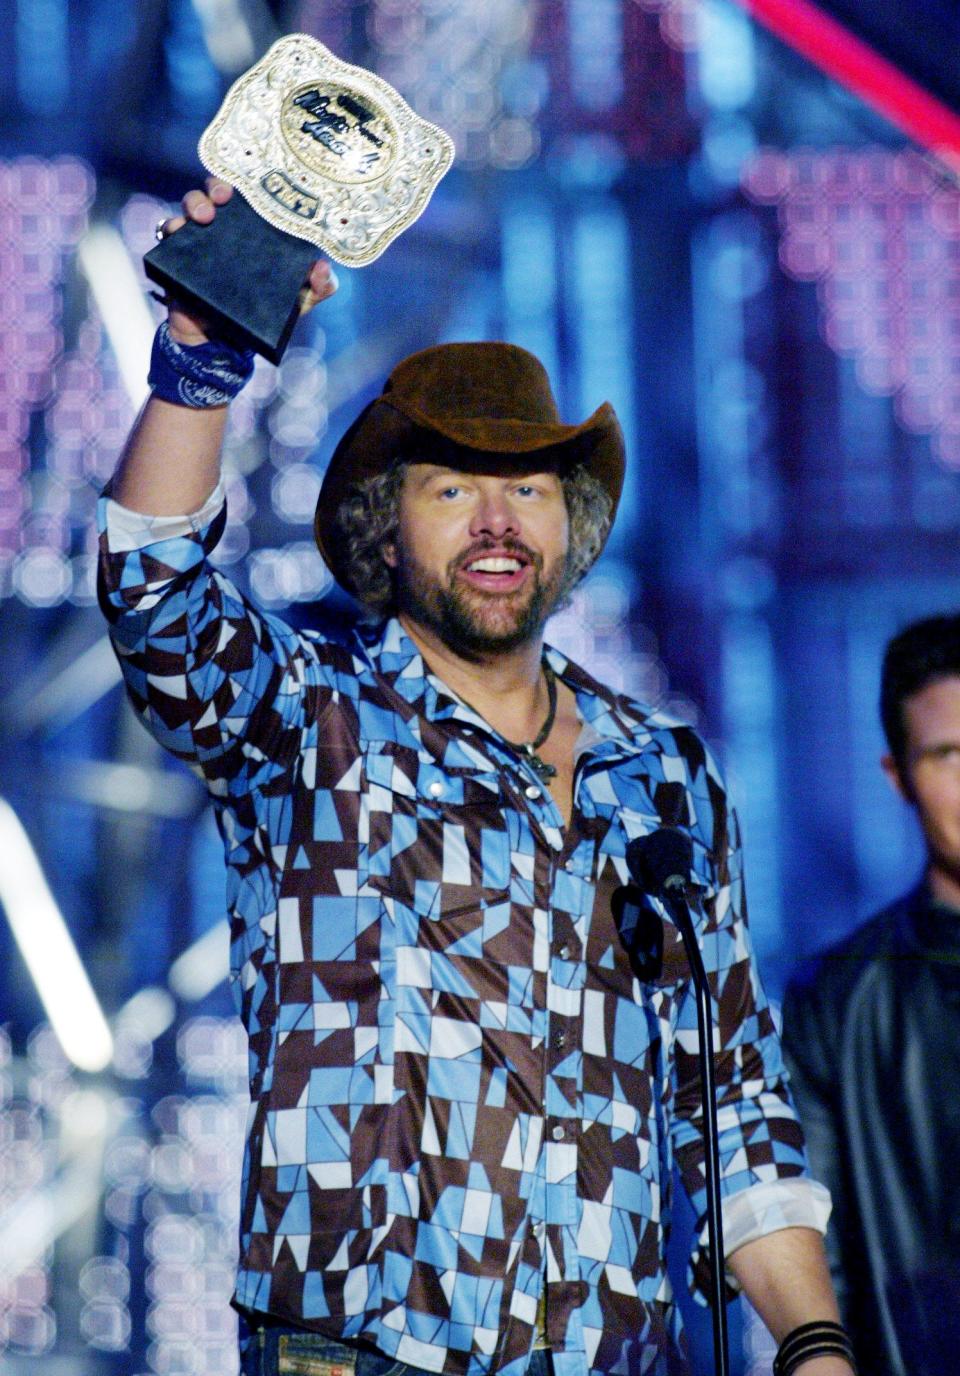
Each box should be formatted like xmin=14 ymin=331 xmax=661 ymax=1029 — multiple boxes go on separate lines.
xmin=394 ymin=536 xmax=567 ymax=659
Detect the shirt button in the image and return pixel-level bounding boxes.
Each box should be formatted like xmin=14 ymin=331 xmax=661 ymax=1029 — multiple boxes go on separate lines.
xmin=428 ymin=781 xmax=444 ymax=797
xmin=525 ymin=784 xmax=542 ymax=800
xmin=551 ymin=1124 xmax=565 ymax=1142
xmin=556 ymin=1031 xmax=567 ymax=1048
xmin=532 ymin=1220 xmax=545 ymax=1238
xmin=564 ymin=859 xmax=574 ymax=871
xmin=558 ymin=944 xmax=570 ymax=960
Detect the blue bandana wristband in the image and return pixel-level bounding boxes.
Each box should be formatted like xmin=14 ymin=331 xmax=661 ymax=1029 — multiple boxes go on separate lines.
xmin=148 ymin=321 xmax=255 ymax=408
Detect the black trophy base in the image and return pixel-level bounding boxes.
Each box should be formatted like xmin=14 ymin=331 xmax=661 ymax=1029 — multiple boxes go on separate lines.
xmin=143 ymin=193 xmax=320 ymax=364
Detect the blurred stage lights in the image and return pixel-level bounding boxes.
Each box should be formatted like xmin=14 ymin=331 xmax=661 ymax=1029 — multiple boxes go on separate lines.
xmin=271 ymin=462 xmax=322 ymax=523
xmin=141 ymin=1061 xmax=246 ymax=1376
xmin=276 ymin=348 xmax=327 ymax=402
xmin=353 ymin=0 xmax=540 ymax=171
xmin=11 ymin=548 xmax=72 ymax=607
xmin=176 ymin=1016 xmax=247 ymax=1090
xmin=743 ymin=147 xmax=960 ymax=469
xmin=76 ymin=224 xmax=153 ymax=408
xmin=79 ymin=1296 xmax=132 ymax=1353
xmin=0 ymin=157 xmax=150 ymax=608
xmin=0 ymin=164 xmax=342 ymax=609
xmin=0 ymin=157 xmax=93 ymax=578
xmin=547 ymin=570 xmax=697 ymax=725
xmin=0 ymin=1084 xmax=112 ymax=1289
xmin=0 ymin=796 xmax=113 ymax=1073
xmin=634 ymin=0 xmax=701 ymax=53
xmin=0 ymin=1298 xmax=56 ymax=1358
xmin=248 ymin=543 xmax=333 ymax=607
xmin=190 ymin=0 xmax=257 ymax=75
xmin=168 ymin=923 xmax=230 ymax=1005
xmin=568 ymin=0 xmax=624 ymax=113
xmin=0 ymin=1003 xmax=248 ymax=1364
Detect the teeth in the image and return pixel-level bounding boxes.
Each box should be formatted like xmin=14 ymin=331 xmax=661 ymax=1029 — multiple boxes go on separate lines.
xmin=468 ymin=557 xmax=521 ymax=573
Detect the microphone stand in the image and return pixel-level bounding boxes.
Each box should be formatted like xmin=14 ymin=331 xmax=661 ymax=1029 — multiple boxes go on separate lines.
xmin=660 ymin=875 xmax=730 ymax=1376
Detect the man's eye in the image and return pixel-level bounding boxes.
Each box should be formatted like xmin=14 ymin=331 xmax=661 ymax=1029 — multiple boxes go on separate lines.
xmin=927 ymin=744 xmax=960 ymax=763
xmin=439 ymin=486 xmax=462 ymax=499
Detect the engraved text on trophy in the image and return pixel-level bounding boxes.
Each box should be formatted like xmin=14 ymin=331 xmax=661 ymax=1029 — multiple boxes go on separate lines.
xmin=280 ymin=82 xmax=398 ymax=185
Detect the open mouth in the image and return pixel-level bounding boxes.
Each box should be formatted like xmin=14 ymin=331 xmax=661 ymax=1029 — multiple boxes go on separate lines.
xmin=457 ymin=549 xmax=533 ymax=592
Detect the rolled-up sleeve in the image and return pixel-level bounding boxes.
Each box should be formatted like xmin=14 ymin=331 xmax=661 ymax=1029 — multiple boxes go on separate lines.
xmin=665 ymin=739 xmax=821 ymax=1299
xmin=97 ymin=482 xmax=313 ymax=788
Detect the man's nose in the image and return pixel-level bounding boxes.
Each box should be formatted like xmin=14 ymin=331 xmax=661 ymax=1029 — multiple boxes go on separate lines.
xmin=470 ymin=487 xmax=518 ymax=538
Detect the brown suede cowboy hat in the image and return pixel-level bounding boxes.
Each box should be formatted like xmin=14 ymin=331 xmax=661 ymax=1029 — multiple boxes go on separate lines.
xmin=314 ymin=341 xmax=625 ymax=594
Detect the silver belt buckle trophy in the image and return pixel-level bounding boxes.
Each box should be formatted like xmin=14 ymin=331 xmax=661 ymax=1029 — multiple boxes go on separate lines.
xmin=143 ymin=34 xmax=455 ymax=362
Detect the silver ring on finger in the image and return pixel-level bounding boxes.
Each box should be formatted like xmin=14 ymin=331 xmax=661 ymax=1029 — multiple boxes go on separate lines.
xmin=154 ymin=218 xmax=168 ymax=242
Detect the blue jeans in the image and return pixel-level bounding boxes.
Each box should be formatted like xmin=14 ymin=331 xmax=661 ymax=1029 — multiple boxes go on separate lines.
xmin=238 ymin=1318 xmax=553 ymax=1376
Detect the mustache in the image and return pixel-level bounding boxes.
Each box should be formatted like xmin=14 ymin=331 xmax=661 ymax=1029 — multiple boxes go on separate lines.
xmin=448 ymin=538 xmax=542 ymax=576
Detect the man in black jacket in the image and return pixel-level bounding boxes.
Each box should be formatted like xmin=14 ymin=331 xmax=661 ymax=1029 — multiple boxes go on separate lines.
xmin=782 ymin=611 xmax=960 ymax=1376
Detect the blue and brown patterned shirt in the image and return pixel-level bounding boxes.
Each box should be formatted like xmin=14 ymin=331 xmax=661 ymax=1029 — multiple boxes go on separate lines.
xmin=98 ymin=486 xmax=827 ymax=1376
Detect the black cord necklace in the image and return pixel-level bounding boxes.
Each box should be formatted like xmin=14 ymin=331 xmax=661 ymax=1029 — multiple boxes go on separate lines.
xmin=502 ymin=661 xmax=558 ymax=782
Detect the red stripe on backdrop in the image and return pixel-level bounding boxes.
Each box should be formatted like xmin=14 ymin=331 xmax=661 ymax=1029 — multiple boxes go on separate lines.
xmin=733 ymin=0 xmax=960 ymax=171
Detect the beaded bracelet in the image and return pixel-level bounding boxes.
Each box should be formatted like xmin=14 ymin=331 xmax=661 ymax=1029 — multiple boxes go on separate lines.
xmin=148 ymin=320 xmax=255 ymax=408
xmin=773 ymin=1321 xmax=857 ymax=1376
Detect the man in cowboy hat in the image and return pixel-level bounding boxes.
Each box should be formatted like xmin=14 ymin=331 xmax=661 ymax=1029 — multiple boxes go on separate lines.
xmin=98 ymin=183 xmax=851 ymax=1376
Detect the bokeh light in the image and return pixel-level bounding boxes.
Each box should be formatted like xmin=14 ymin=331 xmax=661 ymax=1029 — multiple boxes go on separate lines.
xmin=743 ymin=147 xmax=960 ymax=469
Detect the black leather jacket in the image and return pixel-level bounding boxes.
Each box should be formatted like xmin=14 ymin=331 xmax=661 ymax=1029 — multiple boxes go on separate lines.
xmin=781 ymin=885 xmax=960 ymax=1376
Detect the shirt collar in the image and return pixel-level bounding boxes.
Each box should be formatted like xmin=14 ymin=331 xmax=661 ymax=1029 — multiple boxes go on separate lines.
xmin=358 ymin=617 xmax=658 ymax=762
xmin=359 ymin=617 xmax=493 ymax=734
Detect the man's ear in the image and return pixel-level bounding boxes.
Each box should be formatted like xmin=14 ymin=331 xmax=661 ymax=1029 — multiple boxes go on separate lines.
xmin=881 ymin=752 xmax=914 ymax=804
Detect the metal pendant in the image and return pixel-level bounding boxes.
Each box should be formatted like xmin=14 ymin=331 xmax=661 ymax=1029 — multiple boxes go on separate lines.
xmin=524 ymin=748 xmax=557 ymax=782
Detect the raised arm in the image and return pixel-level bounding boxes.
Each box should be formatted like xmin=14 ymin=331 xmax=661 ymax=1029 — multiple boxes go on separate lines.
xmin=112 ymin=179 xmax=336 ymax=516
xmin=97 ymin=179 xmax=339 ymax=781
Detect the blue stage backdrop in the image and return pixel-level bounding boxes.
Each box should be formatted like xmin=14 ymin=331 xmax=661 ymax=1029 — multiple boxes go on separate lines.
xmin=0 ymin=2 xmax=958 ymax=1373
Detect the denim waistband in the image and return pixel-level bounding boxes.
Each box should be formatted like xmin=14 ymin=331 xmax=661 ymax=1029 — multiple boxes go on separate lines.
xmin=238 ymin=1314 xmax=553 ymax=1376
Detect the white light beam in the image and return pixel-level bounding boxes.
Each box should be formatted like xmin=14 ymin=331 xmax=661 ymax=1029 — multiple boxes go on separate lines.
xmin=168 ymin=918 xmax=230 ymax=1002
xmin=0 ymin=797 xmax=114 ymax=1072
xmin=77 ymin=224 xmax=154 ymax=409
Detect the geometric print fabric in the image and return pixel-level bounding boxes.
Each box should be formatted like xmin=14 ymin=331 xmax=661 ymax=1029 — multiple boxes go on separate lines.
xmin=98 ymin=493 xmax=811 ymax=1376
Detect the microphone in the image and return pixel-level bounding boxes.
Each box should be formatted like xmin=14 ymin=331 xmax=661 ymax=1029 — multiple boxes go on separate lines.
xmin=625 ymin=825 xmax=730 ymax=1376
xmin=611 ymin=799 xmax=696 ymax=983
xmin=625 ymin=827 xmax=693 ymax=898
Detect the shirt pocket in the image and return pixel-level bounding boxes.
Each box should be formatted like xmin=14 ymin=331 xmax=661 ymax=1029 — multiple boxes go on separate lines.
xmin=360 ymin=740 xmax=513 ymax=928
